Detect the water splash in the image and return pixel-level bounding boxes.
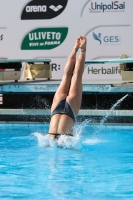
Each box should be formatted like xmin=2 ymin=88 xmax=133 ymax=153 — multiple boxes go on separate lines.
xmin=33 ymin=119 xmax=92 ymax=149
xmin=33 ymin=95 xmax=128 ymax=149
xmin=33 ymin=132 xmax=56 ymax=148
xmin=33 ymin=132 xmax=81 ymax=149
xmin=35 ymin=95 xmax=50 ymax=109
xmin=100 ymin=94 xmax=128 ymax=126
xmin=74 ymin=119 xmax=91 ymax=138
xmin=83 ymin=138 xmax=108 ymax=145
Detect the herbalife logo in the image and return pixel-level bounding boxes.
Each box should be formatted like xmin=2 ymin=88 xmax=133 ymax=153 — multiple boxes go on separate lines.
xmin=88 ymin=67 xmax=119 ymax=74
xmin=93 ymin=32 xmax=121 ymax=45
xmin=89 ymin=1 xmax=125 ymax=13
xmin=21 ymin=27 xmax=68 ymax=50
xmin=21 ymin=0 xmax=68 ymax=20
xmin=0 ymin=34 xmax=3 ymax=41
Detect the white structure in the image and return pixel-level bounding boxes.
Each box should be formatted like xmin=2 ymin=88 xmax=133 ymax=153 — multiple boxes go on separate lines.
xmin=0 ymin=0 xmax=132 ymax=80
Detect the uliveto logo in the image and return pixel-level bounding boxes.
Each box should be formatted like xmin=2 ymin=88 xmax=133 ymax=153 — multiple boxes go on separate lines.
xmin=88 ymin=66 xmax=119 ymax=74
xmin=21 ymin=0 xmax=68 ymax=20
xmin=89 ymin=1 xmax=125 ymax=13
xmin=21 ymin=27 xmax=68 ymax=50
xmin=0 ymin=34 xmax=3 ymax=41
xmin=93 ymin=32 xmax=121 ymax=45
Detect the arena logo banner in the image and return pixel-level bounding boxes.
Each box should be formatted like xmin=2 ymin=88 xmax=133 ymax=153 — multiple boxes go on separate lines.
xmin=21 ymin=27 xmax=68 ymax=50
xmin=21 ymin=0 xmax=68 ymax=20
xmin=89 ymin=1 xmax=125 ymax=13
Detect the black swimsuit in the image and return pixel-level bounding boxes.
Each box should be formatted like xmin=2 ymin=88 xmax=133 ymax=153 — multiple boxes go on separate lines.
xmin=48 ymin=133 xmax=73 ymax=140
xmin=51 ymin=99 xmax=75 ymax=121
xmin=49 ymin=99 xmax=75 ymax=139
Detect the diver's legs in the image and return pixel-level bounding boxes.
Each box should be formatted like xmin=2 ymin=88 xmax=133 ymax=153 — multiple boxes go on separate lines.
xmin=67 ymin=36 xmax=86 ymax=115
xmin=51 ymin=37 xmax=80 ymax=112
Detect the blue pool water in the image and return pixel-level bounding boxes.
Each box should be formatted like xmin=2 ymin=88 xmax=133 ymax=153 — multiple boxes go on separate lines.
xmin=0 ymin=123 xmax=133 ymax=200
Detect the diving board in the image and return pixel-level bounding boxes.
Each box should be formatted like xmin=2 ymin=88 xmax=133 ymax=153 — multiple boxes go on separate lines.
xmin=0 ymin=59 xmax=52 ymax=81
xmin=0 ymin=58 xmax=132 ymax=65
xmin=0 ymin=58 xmax=51 ymax=64
xmin=85 ymin=58 xmax=133 ymax=65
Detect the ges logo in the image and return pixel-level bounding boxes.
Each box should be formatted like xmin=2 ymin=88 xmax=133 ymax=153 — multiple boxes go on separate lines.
xmin=93 ymin=32 xmax=121 ymax=45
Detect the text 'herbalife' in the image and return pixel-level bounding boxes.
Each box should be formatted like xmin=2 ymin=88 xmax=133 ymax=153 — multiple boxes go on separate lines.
xmin=21 ymin=28 xmax=68 ymax=50
xmin=88 ymin=67 xmax=119 ymax=74
xmin=89 ymin=1 xmax=125 ymax=13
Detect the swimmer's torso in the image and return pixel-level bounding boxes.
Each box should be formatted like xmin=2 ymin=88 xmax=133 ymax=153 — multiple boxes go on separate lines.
xmin=49 ymin=114 xmax=74 ymax=134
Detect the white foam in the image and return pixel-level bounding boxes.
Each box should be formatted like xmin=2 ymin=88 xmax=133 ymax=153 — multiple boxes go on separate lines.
xmin=56 ymin=134 xmax=80 ymax=148
xmin=33 ymin=132 xmax=56 ymax=148
xmin=83 ymin=138 xmax=108 ymax=145
xmin=33 ymin=132 xmax=81 ymax=149
xmin=33 ymin=131 xmax=108 ymax=150
xmin=33 ymin=118 xmax=108 ymax=149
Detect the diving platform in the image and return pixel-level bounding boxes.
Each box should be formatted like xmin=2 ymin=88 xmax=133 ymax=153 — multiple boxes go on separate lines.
xmin=0 ymin=80 xmax=133 ymax=93
xmin=85 ymin=58 xmax=133 ymax=64
xmin=0 ymin=58 xmax=133 ymax=123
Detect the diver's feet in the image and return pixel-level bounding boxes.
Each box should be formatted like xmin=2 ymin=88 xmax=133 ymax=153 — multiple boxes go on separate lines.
xmin=73 ymin=37 xmax=80 ymax=52
xmin=79 ymin=36 xmax=87 ymax=55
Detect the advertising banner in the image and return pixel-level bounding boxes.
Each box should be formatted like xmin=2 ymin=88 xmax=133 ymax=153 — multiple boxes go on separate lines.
xmin=0 ymin=0 xmax=132 ymax=80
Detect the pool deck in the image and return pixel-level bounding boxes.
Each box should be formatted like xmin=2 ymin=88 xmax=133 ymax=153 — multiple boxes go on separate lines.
xmin=0 ymin=79 xmax=133 ymax=123
xmin=0 ymin=79 xmax=133 ymax=93
xmin=0 ymin=108 xmax=132 ymax=116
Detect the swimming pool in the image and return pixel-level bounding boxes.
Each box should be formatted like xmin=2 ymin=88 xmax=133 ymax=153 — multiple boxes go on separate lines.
xmin=0 ymin=123 xmax=133 ymax=200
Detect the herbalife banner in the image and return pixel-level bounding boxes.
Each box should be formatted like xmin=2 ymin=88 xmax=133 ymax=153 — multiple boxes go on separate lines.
xmin=0 ymin=0 xmax=132 ymax=80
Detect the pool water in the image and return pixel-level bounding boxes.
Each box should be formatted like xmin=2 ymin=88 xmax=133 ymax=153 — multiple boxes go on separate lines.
xmin=0 ymin=123 xmax=133 ymax=200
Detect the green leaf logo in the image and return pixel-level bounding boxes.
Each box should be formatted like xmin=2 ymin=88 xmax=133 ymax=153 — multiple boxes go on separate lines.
xmin=0 ymin=34 xmax=3 ymax=41
xmin=21 ymin=27 xmax=68 ymax=50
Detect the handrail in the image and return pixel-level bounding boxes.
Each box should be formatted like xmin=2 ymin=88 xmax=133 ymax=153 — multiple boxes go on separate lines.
xmin=0 ymin=59 xmax=51 ymax=63
xmin=85 ymin=58 xmax=133 ymax=65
